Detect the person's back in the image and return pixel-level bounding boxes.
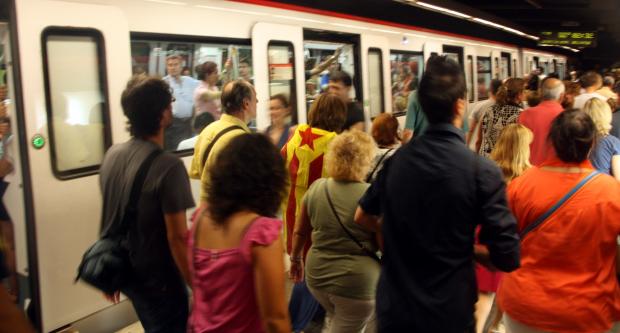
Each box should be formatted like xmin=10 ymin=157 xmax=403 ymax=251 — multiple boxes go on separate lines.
xmin=518 ymin=78 xmax=565 ymax=165
xmin=357 ymin=55 xmax=520 ymax=332
xmin=189 ymin=134 xmax=290 ymax=333
xmin=498 ymin=109 xmax=620 ymax=333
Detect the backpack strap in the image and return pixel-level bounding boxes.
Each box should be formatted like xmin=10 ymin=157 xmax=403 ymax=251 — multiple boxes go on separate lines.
xmin=201 ymin=125 xmax=245 ymax=168
xmin=520 ymin=170 xmax=600 ymax=239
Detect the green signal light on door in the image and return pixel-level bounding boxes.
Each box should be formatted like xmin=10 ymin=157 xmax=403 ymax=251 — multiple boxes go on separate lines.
xmin=32 ymin=134 xmax=45 ymax=149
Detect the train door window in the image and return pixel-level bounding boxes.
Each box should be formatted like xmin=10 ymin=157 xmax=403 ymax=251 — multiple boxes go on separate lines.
xmin=513 ymin=59 xmax=517 ymax=77
xmin=367 ymin=48 xmax=384 ymax=118
xmin=476 ymin=57 xmax=492 ymax=100
xmin=557 ymin=63 xmax=565 ymax=79
xmin=466 ymin=56 xmax=474 ymax=102
xmin=130 ymin=34 xmax=252 ymax=152
xmin=442 ymin=45 xmax=464 ymax=66
xmin=42 ymin=28 xmax=111 ymax=179
xmin=389 ymin=50 xmax=423 ymax=115
xmin=500 ymin=52 xmax=511 ymax=79
xmin=267 ymin=41 xmax=298 ymax=135
xmin=303 ymin=29 xmax=361 ymax=117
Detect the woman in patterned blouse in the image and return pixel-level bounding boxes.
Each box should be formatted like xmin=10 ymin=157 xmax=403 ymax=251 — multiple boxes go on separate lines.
xmin=479 ymin=78 xmax=526 ymax=157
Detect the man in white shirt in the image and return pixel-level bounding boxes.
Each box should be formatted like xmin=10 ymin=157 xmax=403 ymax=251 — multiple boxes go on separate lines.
xmin=163 ymin=54 xmax=199 ymax=150
xmin=573 ymin=71 xmax=607 ymax=110
xmin=467 ymin=79 xmax=502 ymax=150
xmin=597 ymin=76 xmax=617 ymax=101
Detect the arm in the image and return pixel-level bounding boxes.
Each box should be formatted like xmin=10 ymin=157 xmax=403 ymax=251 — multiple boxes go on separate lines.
xmin=253 ymin=234 xmax=292 ymax=333
xmin=289 ymin=203 xmax=312 ymax=283
xmin=354 ymin=206 xmax=380 ymax=232
xmin=307 ymin=48 xmax=341 ymax=78
xmin=477 ymin=161 xmax=521 ymax=272
xmin=466 ymin=119 xmax=478 ymax=145
xmin=199 ymin=89 xmax=222 ymax=103
xmin=164 ymin=211 xmax=191 ymax=285
xmin=611 ymin=155 xmax=620 ymax=181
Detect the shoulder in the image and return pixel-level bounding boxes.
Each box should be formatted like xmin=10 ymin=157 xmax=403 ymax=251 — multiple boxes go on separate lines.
xmin=590 ymin=173 xmax=620 ymax=197
xmin=245 ymin=217 xmax=283 ymax=247
xmin=306 ymin=178 xmax=327 ymax=197
xmin=155 ymin=151 xmax=186 ymax=173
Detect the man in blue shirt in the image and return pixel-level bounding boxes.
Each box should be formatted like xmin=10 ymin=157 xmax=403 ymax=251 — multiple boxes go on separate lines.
xmin=355 ymin=55 xmax=520 ymax=333
xmin=163 ymin=54 xmax=199 ymax=150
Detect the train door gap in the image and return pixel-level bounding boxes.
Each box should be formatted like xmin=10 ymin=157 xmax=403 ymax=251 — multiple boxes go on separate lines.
xmin=442 ymin=45 xmax=464 ymax=69
xmin=302 ymin=28 xmax=362 ymax=115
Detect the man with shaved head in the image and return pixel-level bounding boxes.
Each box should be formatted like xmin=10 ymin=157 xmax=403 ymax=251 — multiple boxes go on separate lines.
xmin=189 ymin=79 xmax=255 ymax=203
xmin=518 ymin=77 xmax=565 ymax=165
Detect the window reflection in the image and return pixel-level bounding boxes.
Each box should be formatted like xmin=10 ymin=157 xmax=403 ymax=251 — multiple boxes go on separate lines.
xmin=477 ymin=57 xmax=492 ymax=100
xmin=389 ymin=51 xmax=423 ymax=115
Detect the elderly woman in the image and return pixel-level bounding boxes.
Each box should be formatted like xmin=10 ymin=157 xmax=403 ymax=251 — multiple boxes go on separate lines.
xmin=290 ymin=130 xmax=380 ymax=333
xmin=582 ymin=97 xmax=620 ymax=180
xmin=497 ymin=109 xmax=620 ymax=333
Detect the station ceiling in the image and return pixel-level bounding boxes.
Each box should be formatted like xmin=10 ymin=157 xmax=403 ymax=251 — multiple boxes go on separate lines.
xmin=268 ymin=0 xmax=620 ymax=69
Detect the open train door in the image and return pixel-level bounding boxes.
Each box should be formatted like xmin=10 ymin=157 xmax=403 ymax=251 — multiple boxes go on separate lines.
xmin=360 ymin=34 xmax=391 ymax=128
xmin=252 ymin=22 xmax=306 ymax=130
xmin=14 ymin=0 xmax=133 ymax=331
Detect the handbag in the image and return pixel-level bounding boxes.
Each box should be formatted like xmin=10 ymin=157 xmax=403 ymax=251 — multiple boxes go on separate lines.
xmin=75 ymin=148 xmax=161 ymax=294
xmin=324 ymin=180 xmax=381 ymax=263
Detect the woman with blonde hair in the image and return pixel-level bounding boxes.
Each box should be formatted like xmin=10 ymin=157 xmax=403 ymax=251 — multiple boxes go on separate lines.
xmin=290 ymin=130 xmax=380 ymax=333
xmin=476 ymin=124 xmax=533 ymax=333
xmin=583 ymin=97 xmax=620 ymax=180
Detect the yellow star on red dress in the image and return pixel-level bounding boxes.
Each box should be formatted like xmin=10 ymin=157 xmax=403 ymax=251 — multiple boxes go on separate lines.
xmin=298 ymin=126 xmax=323 ymax=150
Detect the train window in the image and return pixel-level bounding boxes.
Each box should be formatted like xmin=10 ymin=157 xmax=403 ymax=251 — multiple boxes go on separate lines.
xmin=304 ymin=41 xmax=356 ymax=113
xmin=442 ymin=45 xmax=464 ymax=66
xmin=389 ymin=50 xmax=423 ymax=116
xmin=466 ymin=56 xmax=474 ymax=102
xmin=130 ymin=34 xmax=252 ymax=152
xmin=267 ymin=41 xmax=298 ymax=144
xmin=500 ymin=53 xmax=511 ymax=80
xmin=477 ymin=57 xmax=492 ymax=100
xmin=367 ymin=48 xmax=384 ymax=118
xmin=41 ymin=27 xmax=112 ymax=179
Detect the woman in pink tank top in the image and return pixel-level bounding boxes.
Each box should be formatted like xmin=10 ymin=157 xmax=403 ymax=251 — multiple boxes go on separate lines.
xmin=188 ymin=133 xmax=290 ymax=333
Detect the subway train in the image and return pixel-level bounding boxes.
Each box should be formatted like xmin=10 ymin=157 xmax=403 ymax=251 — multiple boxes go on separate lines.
xmin=1 ymin=0 xmax=569 ymax=331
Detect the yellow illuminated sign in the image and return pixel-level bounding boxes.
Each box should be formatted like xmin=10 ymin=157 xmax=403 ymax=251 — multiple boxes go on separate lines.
xmin=538 ymin=31 xmax=596 ymax=48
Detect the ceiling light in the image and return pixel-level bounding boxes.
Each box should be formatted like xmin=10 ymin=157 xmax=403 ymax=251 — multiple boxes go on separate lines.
xmin=416 ymin=1 xmax=472 ymax=19
xmin=144 ymin=0 xmax=186 ymax=5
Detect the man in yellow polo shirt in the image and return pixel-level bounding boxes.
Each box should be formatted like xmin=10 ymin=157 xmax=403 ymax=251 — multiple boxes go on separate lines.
xmin=189 ymin=79 xmax=256 ymax=202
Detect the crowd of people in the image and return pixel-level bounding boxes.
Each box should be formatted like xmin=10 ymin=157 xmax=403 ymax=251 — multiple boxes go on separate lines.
xmin=6 ymin=52 xmax=620 ymax=333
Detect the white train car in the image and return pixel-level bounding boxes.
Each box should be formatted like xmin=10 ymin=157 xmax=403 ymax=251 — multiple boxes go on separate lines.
xmin=2 ymin=0 xmax=567 ymax=331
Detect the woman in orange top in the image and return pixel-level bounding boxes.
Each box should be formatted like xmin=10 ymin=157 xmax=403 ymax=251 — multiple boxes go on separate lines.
xmin=497 ymin=109 xmax=620 ymax=333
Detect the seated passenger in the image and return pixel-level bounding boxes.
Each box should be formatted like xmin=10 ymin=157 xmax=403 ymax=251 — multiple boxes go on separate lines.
xmin=355 ymin=55 xmax=520 ymax=332
xmin=367 ymin=113 xmax=400 ymax=183
xmin=289 ymin=130 xmax=379 ymax=333
xmin=265 ymin=94 xmax=292 ymax=148
xmin=188 ymin=133 xmax=290 ymax=333
xmin=479 ymin=78 xmax=525 ymax=157
xmin=194 ymin=61 xmax=222 ymax=120
xmin=497 ymin=109 xmax=620 ymax=333
xmin=582 ymin=98 xmax=620 ymax=180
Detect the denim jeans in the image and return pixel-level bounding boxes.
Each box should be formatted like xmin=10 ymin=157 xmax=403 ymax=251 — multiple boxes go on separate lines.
xmin=122 ymin=278 xmax=188 ymax=333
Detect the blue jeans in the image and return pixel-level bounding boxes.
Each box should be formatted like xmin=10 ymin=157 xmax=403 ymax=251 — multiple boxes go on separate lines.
xmin=122 ymin=278 xmax=188 ymax=333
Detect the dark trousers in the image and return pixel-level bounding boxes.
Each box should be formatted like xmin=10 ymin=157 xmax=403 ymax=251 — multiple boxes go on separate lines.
xmin=164 ymin=117 xmax=193 ymax=151
xmin=122 ymin=279 xmax=188 ymax=333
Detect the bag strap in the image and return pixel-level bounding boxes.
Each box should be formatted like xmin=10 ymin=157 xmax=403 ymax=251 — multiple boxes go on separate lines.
xmin=103 ymin=148 xmax=161 ymax=237
xmin=323 ymin=180 xmax=381 ymax=263
xmin=365 ymin=148 xmax=394 ymax=183
xmin=201 ymin=125 xmax=245 ymax=167
xmin=520 ymin=170 xmax=600 ymax=239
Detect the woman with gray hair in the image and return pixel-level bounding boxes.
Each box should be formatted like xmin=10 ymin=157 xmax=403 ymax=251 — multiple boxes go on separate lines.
xmin=289 ymin=130 xmax=380 ymax=333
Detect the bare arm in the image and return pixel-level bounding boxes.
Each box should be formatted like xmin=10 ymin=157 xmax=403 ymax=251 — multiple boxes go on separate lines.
xmin=164 ymin=211 xmax=190 ymax=285
xmin=253 ymin=234 xmax=291 ymax=333
xmin=289 ymin=203 xmax=312 ymax=283
xmin=307 ymin=48 xmax=341 ymax=77
xmin=611 ymin=155 xmax=620 ymax=181
xmin=354 ymin=206 xmax=380 ymax=232
xmin=199 ymin=89 xmax=222 ymax=103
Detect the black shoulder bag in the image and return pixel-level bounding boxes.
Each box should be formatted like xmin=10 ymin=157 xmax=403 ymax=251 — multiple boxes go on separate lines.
xmin=75 ymin=149 xmax=161 ymax=294
xmin=324 ymin=180 xmax=381 ymax=263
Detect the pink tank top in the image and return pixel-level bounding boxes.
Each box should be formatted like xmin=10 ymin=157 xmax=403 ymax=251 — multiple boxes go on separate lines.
xmin=188 ymin=216 xmax=282 ymax=333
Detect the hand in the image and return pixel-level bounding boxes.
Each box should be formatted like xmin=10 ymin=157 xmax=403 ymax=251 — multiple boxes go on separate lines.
xmin=224 ymin=58 xmax=232 ymax=70
xmin=103 ymin=291 xmax=121 ymax=304
xmin=401 ymin=129 xmax=413 ymax=143
xmin=334 ymin=47 xmax=342 ymax=58
xmin=0 ymin=159 xmax=13 ymax=177
xmin=288 ymin=259 xmax=304 ymax=283
xmin=474 ymin=244 xmax=496 ymax=271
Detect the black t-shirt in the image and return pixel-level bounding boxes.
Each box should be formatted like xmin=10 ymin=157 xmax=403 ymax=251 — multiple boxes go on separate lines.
xmin=100 ymin=139 xmax=195 ymax=287
xmin=359 ymin=123 xmax=520 ymax=332
xmin=345 ymin=101 xmax=365 ymax=130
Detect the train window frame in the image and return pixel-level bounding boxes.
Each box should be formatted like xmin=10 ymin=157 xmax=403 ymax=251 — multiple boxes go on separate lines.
xmin=267 ymin=40 xmax=298 ymax=126
xmin=389 ymin=49 xmax=424 ymax=117
xmin=367 ymin=47 xmax=385 ymax=119
xmin=41 ymin=26 xmax=112 ymax=180
xmin=467 ymin=55 xmax=474 ymax=103
xmin=500 ymin=52 xmax=511 ymax=80
xmin=129 ymin=32 xmax=252 ymax=157
xmin=442 ymin=45 xmax=464 ymax=66
xmin=476 ymin=56 xmax=492 ymax=101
